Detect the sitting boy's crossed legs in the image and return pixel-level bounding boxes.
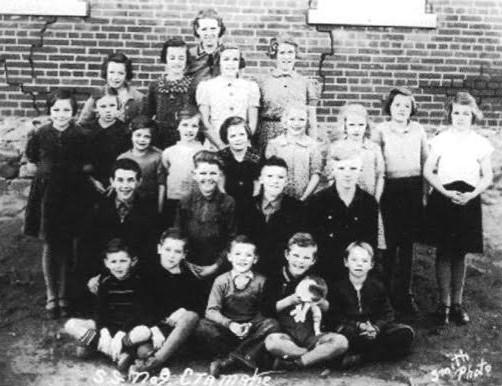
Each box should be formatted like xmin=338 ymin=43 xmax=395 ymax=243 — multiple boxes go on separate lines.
xmin=265 ymin=332 xmax=348 ymax=367
xmin=196 ymin=317 xmax=280 ymax=368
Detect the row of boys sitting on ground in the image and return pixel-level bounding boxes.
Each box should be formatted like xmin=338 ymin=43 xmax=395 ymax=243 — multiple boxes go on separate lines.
xmin=65 ymin=231 xmax=414 ymax=377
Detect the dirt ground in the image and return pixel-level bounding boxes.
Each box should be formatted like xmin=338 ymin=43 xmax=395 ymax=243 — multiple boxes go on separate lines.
xmin=0 ymin=217 xmax=501 ymax=386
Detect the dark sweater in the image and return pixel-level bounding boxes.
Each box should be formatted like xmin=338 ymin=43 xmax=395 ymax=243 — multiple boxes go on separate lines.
xmin=238 ymin=194 xmax=305 ymax=277
xmin=306 ymin=186 xmax=378 ymax=279
xmin=83 ymin=119 xmax=131 ymax=186
xmin=96 ymin=270 xmax=155 ymax=334
xmin=206 ymin=271 xmax=266 ymax=327
xmin=327 ymin=275 xmax=395 ymax=338
xmin=151 ymin=261 xmax=205 ymax=319
xmin=82 ymin=194 xmax=158 ymax=276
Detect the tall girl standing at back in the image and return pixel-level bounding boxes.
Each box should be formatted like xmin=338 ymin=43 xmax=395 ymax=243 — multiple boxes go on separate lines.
xmin=424 ymin=92 xmax=493 ymax=325
xmin=25 ymin=89 xmax=90 ymax=319
xmin=375 ymin=87 xmax=428 ymax=314
xmin=257 ymin=33 xmax=320 ymax=153
xmin=196 ymin=46 xmax=260 ymax=150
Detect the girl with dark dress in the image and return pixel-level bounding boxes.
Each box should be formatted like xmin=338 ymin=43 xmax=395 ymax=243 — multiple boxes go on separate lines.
xmin=25 ymin=89 xmax=91 ymax=319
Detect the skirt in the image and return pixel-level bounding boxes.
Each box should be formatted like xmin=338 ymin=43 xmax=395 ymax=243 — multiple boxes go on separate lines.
xmin=425 ymin=180 xmax=483 ymax=254
xmin=380 ymin=176 xmax=425 ymax=246
xmin=24 ymin=173 xmax=92 ymax=242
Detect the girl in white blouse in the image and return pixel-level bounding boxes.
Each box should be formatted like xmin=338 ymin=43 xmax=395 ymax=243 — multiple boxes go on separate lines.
xmin=424 ymin=91 xmax=493 ymax=326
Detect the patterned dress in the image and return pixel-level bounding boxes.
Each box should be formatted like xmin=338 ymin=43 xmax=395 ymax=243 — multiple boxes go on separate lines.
xmin=143 ymin=75 xmax=194 ymax=149
xmin=257 ymin=69 xmax=320 ymax=151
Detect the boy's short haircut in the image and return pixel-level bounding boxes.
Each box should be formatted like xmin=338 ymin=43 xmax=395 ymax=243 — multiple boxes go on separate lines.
xmin=47 ymin=88 xmax=78 ymax=116
xmin=383 ymin=86 xmax=417 ymax=117
xmin=111 ymin=158 xmax=142 ymax=180
xmin=159 ymin=227 xmax=188 ymax=250
xmin=103 ymin=238 xmax=130 ymax=258
xmin=100 ymin=52 xmax=134 ymax=81
xmin=446 ymin=91 xmax=483 ymax=124
xmin=192 ymin=149 xmax=224 ymax=170
xmin=229 ymin=234 xmax=256 ymax=250
xmin=287 ymin=232 xmax=318 ymax=252
xmin=160 ymin=37 xmax=189 ymax=64
xmin=260 ymin=155 xmax=288 ymax=172
xmin=328 ymin=140 xmax=363 ymax=162
xmin=92 ymin=87 xmax=119 ymax=106
xmin=192 ymin=8 xmax=226 ymax=38
xmin=344 ymin=241 xmax=374 ymax=262
xmin=130 ymin=115 xmax=155 ymax=133
xmin=175 ymin=104 xmax=201 ymax=127
xmin=219 ymin=116 xmax=251 ymax=144
xmin=339 ymin=103 xmax=371 ymax=139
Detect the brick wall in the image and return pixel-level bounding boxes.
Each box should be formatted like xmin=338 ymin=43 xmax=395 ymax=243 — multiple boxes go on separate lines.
xmin=0 ymin=0 xmax=501 ymax=128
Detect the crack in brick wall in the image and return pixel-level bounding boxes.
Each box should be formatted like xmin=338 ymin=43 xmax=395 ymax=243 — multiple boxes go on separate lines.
xmin=0 ymin=17 xmax=58 ymax=114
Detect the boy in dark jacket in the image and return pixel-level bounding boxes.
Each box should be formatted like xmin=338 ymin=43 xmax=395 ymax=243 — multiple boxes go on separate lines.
xmin=328 ymin=242 xmax=414 ymax=367
xmin=82 ymin=158 xmax=157 ymax=279
xmin=262 ymin=233 xmax=348 ymax=370
xmin=306 ymin=141 xmax=378 ymax=280
xmin=131 ymin=228 xmax=201 ymax=374
xmin=238 ymin=156 xmax=304 ymax=277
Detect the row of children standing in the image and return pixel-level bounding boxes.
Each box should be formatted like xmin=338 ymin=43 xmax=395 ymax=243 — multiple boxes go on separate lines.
xmin=23 ymin=5 xmax=494 ymax=379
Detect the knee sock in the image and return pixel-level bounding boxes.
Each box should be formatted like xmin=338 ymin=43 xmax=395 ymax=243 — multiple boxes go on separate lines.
xmin=451 ymin=255 xmax=467 ymax=305
xmin=42 ymin=243 xmax=58 ymax=308
xmin=97 ymin=328 xmax=113 ymax=356
xmin=436 ymin=251 xmax=452 ymax=306
xmin=397 ymin=242 xmax=414 ymax=296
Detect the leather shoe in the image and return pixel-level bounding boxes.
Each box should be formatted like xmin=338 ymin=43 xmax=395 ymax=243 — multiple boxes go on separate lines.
xmin=340 ymin=353 xmax=363 ymax=369
xmin=209 ymin=356 xmax=237 ymax=378
xmin=272 ymin=356 xmax=301 ymax=371
xmin=450 ymin=304 xmax=470 ymax=325
xmin=116 ymin=352 xmax=134 ymax=374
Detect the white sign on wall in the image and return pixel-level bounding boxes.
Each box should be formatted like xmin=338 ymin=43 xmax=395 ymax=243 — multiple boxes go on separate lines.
xmin=308 ymin=0 xmax=437 ymax=28
xmin=0 ymin=0 xmax=88 ymax=17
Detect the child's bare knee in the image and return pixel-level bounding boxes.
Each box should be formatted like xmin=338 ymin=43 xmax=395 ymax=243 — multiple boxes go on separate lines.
xmin=330 ymin=333 xmax=349 ymax=351
xmin=265 ymin=333 xmax=282 ymax=350
xmin=64 ymin=318 xmax=78 ymax=334
xmin=180 ymin=310 xmax=199 ymax=325
xmin=64 ymin=318 xmax=95 ymax=334
xmin=129 ymin=325 xmax=152 ymax=343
